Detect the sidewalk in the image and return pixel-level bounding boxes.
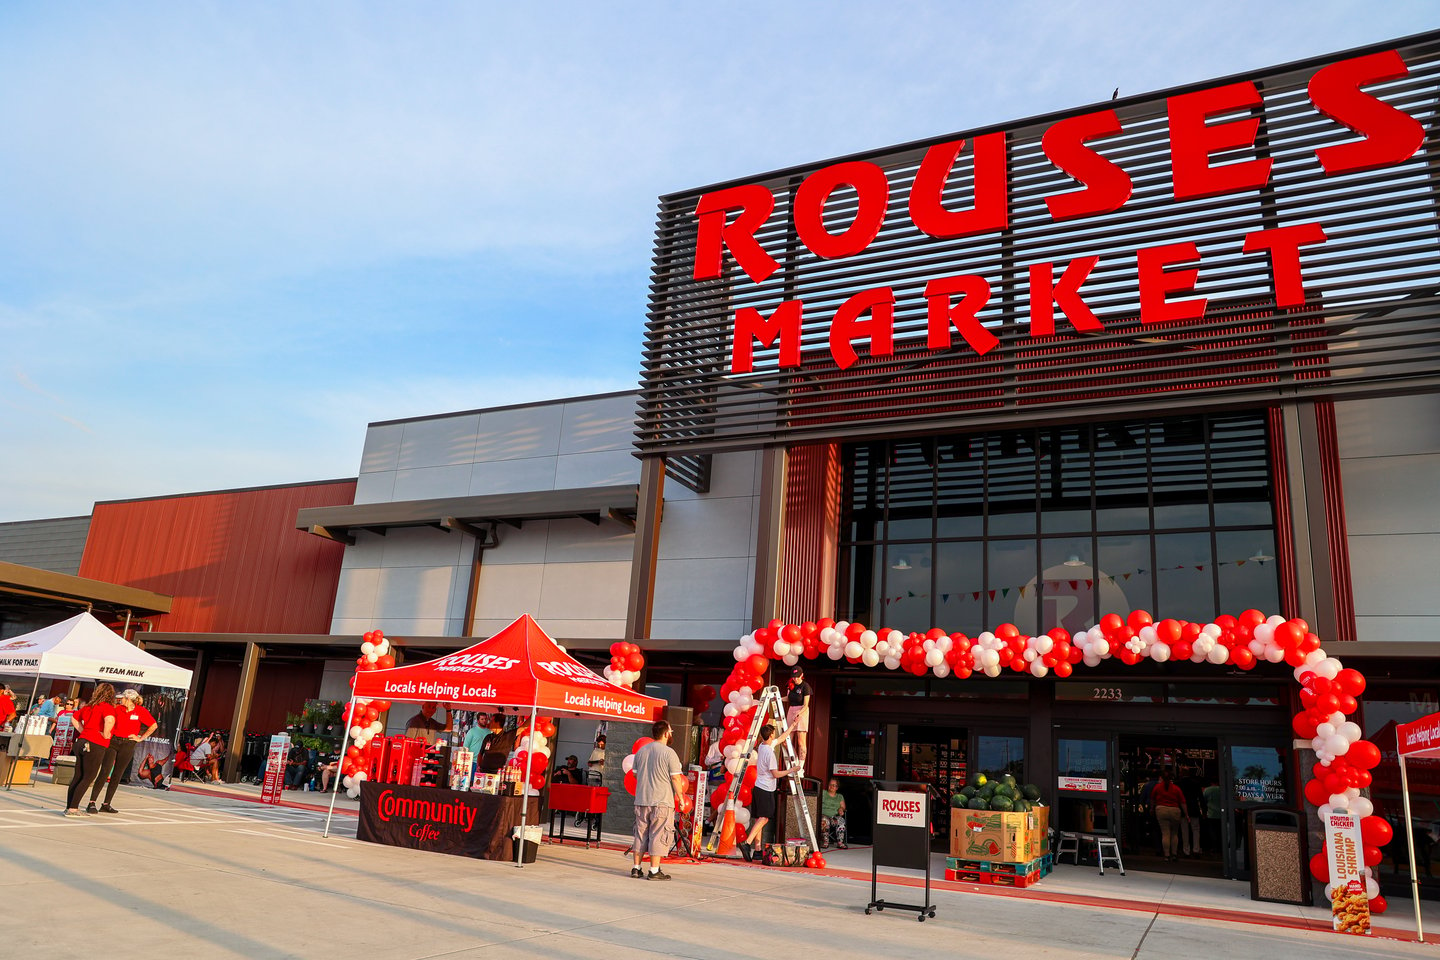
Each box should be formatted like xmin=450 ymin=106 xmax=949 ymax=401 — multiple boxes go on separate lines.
xmin=53 ymin=772 xmax=1440 ymax=945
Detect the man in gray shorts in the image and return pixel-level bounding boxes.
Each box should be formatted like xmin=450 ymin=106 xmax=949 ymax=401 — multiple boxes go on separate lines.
xmin=630 ymin=718 xmax=690 ymax=881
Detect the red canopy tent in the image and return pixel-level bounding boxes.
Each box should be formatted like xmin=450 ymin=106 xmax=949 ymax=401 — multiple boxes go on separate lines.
xmin=323 ymin=614 xmax=667 ymax=857
xmin=1394 ymin=712 xmax=1440 ymax=940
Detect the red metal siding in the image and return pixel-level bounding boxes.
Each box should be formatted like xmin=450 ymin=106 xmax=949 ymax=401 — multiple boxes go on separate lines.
xmin=778 ymin=444 xmax=842 ymax=623
xmin=78 ymin=481 xmax=355 ymax=634
xmin=1314 ymin=402 xmax=1357 ymax=644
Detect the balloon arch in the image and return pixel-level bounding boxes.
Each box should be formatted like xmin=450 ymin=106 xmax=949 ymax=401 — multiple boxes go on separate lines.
xmin=707 ymin=609 xmax=1389 ymax=911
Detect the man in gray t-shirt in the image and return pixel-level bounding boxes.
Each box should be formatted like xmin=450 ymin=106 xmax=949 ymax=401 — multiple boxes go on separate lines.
xmin=630 ymin=719 xmax=689 ymax=880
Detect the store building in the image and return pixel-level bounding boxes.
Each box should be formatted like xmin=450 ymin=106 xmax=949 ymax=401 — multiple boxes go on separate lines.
xmin=627 ymin=29 xmax=1440 ymax=887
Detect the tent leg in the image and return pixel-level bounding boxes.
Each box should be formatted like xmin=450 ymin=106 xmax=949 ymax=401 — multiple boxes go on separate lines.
xmin=323 ymin=694 xmax=358 ymax=839
xmin=515 ymin=701 xmax=539 ymax=868
xmin=1400 ymin=755 xmax=1423 ymax=942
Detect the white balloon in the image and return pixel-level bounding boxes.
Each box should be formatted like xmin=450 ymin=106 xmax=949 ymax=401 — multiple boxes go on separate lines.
xmin=933 ymin=663 xmax=951 ymax=678
xmin=1138 ymin=625 xmax=1158 ymax=644
xmin=983 ymin=664 xmax=1002 ymax=678
xmin=738 ymin=685 xmax=753 ymax=698
xmin=622 ymin=754 xmax=635 ymax=774
xmin=861 ymin=649 xmax=880 ymax=668
xmin=733 ymin=646 xmax=749 ymax=662
xmin=1344 ymin=786 xmax=1360 ymax=801
xmin=1338 ymin=721 xmax=1362 ymax=743
xmin=844 ymin=641 xmax=863 ymax=659
xmin=1253 ymin=623 xmax=1274 ymax=644
xmin=1352 ymin=796 xmax=1374 ymax=818
xmin=883 ymin=655 xmax=901 ymax=670
xmin=1324 ymin=882 xmax=1337 ymax=901
xmin=1023 ymin=648 xmax=1037 ymax=662
xmin=375 ymin=639 xmax=389 ymax=656
xmin=1206 ymin=644 xmax=1229 ymax=665
xmin=1150 ymin=642 xmax=1171 ymax=663
xmin=354 ymin=771 xmax=367 ymax=781
xmin=1265 ymin=646 xmax=1286 ymax=662
xmin=724 ymin=757 xmax=742 ymax=775
xmin=1267 ymin=615 xmax=1286 ymax=627
xmin=1030 ymin=662 xmax=1048 ymax=678
xmin=1248 ymin=638 xmax=1266 ymax=656
xmin=347 ymin=786 xmax=361 ymax=799
xmin=365 ymin=652 xmax=379 ymax=663
xmin=925 ymin=649 xmax=944 ymax=668
xmin=733 ymin=805 xmax=751 ymax=827
xmin=1083 ymin=652 xmax=1102 ymax=667
xmin=1033 ymin=635 xmax=1053 ymax=655
xmin=1366 ymin=877 xmax=1380 ymax=899
xmin=887 ymin=630 xmax=904 ymax=646
xmin=1316 ymin=722 xmax=1337 ymax=739
xmin=1329 ymin=793 xmax=1349 ymax=807
xmin=860 ymin=630 xmax=878 ymax=649
xmin=533 ymin=745 xmax=551 ymax=759
xmin=782 ymin=653 xmax=799 ymax=666
xmin=342 ymin=775 xmax=355 ymax=789
xmin=1318 ymin=803 xmax=1334 ymax=821
xmin=874 ymin=640 xmax=891 ymax=658
xmin=1304 ymin=650 xmax=1326 ymax=667
xmin=349 ymin=725 xmax=364 ymax=740
xmin=981 ymin=649 xmax=1001 ymax=669
xmin=360 ymin=641 xmax=375 ymax=656
xmin=773 ymin=640 xmax=789 ymax=657
xmin=827 ymin=645 xmax=844 ymax=660
xmin=1326 ymin=734 xmax=1350 ymax=756
xmin=724 ymin=703 xmax=738 ymax=717
xmin=1092 ymin=639 xmax=1110 ymax=657
xmin=1202 ymin=624 xmax=1223 ymax=639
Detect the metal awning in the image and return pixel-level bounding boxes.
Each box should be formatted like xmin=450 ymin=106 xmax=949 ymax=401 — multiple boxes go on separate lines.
xmin=295 ymin=484 xmax=639 ymax=544
xmin=0 ymin=560 xmax=172 ymax=621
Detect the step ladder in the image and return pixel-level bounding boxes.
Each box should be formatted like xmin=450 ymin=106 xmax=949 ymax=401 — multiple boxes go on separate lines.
xmin=703 ymin=685 xmax=819 ymax=855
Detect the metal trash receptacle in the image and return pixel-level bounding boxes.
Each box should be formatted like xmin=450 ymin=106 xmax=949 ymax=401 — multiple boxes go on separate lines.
xmin=1248 ymin=807 xmax=1310 ymax=905
xmin=52 ymin=756 xmax=76 ymax=786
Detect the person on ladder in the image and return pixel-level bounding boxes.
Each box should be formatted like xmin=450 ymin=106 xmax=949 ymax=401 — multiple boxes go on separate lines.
xmin=784 ymin=667 xmax=811 ymax=766
xmin=739 ymin=723 xmax=799 ymax=863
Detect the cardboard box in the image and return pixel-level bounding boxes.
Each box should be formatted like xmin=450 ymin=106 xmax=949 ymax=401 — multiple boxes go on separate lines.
xmin=950 ymin=810 xmax=1030 ymax=862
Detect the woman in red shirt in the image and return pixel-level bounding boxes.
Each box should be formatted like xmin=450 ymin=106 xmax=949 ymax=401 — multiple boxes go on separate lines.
xmin=1150 ymin=768 xmax=1190 ymax=862
xmin=87 ymin=688 xmax=157 ymax=813
xmin=65 ymin=683 xmax=117 ymax=817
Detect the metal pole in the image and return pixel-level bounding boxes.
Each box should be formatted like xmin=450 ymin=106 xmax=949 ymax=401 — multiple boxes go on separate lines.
xmin=323 ymin=693 xmax=359 ymax=839
xmin=515 ymin=701 xmax=539 ymax=868
xmin=1399 ymin=752 xmax=1423 ymax=942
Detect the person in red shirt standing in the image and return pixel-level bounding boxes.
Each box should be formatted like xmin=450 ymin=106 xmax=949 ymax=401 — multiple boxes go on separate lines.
xmin=0 ymin=684 xmax=16 ymax=729
xmin=65 ymin=683 xmax=117 ymax=817
xmin=87 ymin=688 xmax=157 ymax=814
xmin=1149 ymin=768 xmax=1190 ymax=862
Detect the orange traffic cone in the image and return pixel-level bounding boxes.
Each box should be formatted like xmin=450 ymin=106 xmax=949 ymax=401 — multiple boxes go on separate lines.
xmin=715 ymin=805 xmax=737 ymax=856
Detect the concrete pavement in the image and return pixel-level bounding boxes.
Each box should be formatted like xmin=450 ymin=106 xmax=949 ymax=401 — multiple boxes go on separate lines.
xmin=0 ymin=779 xmax=1434 ymax=959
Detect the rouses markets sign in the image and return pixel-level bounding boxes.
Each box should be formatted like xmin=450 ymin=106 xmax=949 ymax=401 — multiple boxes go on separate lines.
xmin=639 ymin=34 xmax=1440 ymax=456
xmin=699 ymin=49 xmax=1421 ymax=374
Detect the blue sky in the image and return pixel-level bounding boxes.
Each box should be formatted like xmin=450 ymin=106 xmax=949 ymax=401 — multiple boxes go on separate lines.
xmin=0 ymin=2 xmax=1434 ymax=521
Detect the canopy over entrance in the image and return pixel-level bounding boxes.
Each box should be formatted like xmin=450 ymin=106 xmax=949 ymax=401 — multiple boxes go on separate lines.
xmin=0 ymin=611 xmax=192 ymax=688
xmin=352 ymin=614 xmax=666 ymax=722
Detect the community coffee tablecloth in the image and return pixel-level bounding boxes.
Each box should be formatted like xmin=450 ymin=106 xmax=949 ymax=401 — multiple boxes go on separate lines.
xmin=357 ymin=781 xmax=541 ymax=861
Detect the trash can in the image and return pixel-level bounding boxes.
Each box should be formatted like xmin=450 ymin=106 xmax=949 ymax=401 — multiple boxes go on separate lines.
xmin=52 ymin=756 xmax=76 ymax=786
xmin=513 ymin=825 xmax=541 ymax=864
xmin=1248 ymin=807 xmax=1309 ymax=905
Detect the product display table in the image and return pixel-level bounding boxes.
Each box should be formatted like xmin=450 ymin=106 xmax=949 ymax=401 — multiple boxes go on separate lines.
xmin=356 ymin=781 xmax=544 ymax=861
xmin=0 ymin=733 xmax=54 ymax=789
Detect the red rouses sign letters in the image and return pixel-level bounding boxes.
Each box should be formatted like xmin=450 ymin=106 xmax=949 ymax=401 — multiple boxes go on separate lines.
xmin=698 ymin=50 xmax=1425 ymax=374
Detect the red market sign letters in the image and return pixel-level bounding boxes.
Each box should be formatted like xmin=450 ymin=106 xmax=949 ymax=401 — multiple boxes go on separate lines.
xmin=696 ymin=50 xmax=1424 ymax=374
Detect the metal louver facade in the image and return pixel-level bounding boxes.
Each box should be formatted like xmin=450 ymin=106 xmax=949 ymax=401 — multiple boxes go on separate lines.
xmin=639 ymin=31 xmax=1440 ymax=457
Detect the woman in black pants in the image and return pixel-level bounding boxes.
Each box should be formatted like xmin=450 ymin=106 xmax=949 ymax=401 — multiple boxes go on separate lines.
xmin=65 ymin=684 xmax=117 ymax=817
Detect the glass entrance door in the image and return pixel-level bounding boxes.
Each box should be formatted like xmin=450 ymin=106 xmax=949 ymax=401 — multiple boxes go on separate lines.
xmin=1219 ymin=738 xmax=1291 ymax=880
xmin=1056 ymin=736 xmax=1115 ymax=837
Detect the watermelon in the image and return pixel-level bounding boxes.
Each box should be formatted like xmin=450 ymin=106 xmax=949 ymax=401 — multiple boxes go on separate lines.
xmin=1013 ymin=799 xmax=1031 ymax=813
xmin=1021 ymin=783 xmax=1042 ymax=802
xmin=989 ymin=795 xmax=1015 ymax=811
xmin=992 ymin=783 xmax=1015 ymax=799
xmin=960 ymin=785 xmax=977 ymax=799
xmin=951 ymin=793 xmax=966 ymax=809
xmin=1000 ymin=773 xmax=1017 ymax=788
xmin=967 ymin=796 xmax=989 ymax=810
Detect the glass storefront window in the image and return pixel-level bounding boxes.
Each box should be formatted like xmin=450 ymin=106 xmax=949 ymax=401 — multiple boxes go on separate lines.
xmin=839 ymin=412 xmax=1277 ymax=634
xmin=977 ymin=734 xmax=1025 ymax=782
xmin=1228 ymin=745 xmax=1287 ymax=805
xmin=1057 ymin=738 xmax=1108 ymax=778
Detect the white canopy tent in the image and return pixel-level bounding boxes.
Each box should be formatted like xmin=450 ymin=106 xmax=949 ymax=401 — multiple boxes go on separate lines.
xmin=0 ymin=611 xmax=192 ymax=692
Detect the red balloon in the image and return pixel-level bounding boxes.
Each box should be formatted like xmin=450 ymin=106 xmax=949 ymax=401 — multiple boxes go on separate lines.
xmin=1273 ymin=621 xmax=1304 ymax=649
xmin=376 ymin=654 xmax=395 ymax=669
xmin=1363 ymin=844 xmax=1383 ymax=867
xmin=528 ymin=753 xmax=547 ymax=773
xmin=1127 ymin=609 xmax=1153 ymax=631
xmin=1361 ymin=816 xmax=1394 ymax=846
xmin=1309 ymin=852 xmax=1329 ymax=882
xmin=1335 ymin=668 xmax=1367 ymax=697
xmin=529 ymin=773 xmax=547 ymax=791
xmin=1155 ymin=619 xmax=1182 ymax=644
xmin=1304 ymin=779 xmax=1330 ymax=807
xmin=1099 ymin=613 xmax=1124 ymax=636
xmin=623 ymin=652 xmax=643 ymax=671
xmin=631 ymin=737 xmax=653 ymax=754
xmin=372 ymin=700 xmax=390 ymax=712
xmin=1348 ymin=740 xmax=1382 ymax=771
xmin=1370 ymin=894 xmax=1388 ymax=915
xmin=624 ymin=771 xmax=638 ymax=795
xmin=1054 ymin=661 xmax=1072 ymax=678
xmin=746 ymin=654 xmax=769 ymax=676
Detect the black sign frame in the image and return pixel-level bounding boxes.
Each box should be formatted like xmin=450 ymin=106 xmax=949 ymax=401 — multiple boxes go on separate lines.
xmin=866 ymin=779 xmax=936 ymax=922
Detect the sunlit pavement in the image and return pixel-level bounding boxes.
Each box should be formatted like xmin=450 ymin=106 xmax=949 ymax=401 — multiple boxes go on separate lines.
xmin=1 ymin=779 xmax=1435 ymax=959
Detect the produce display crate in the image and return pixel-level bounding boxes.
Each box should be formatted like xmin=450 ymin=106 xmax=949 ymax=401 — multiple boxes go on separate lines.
xmin=944 ymin=853 xmax=1053 ymax=886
